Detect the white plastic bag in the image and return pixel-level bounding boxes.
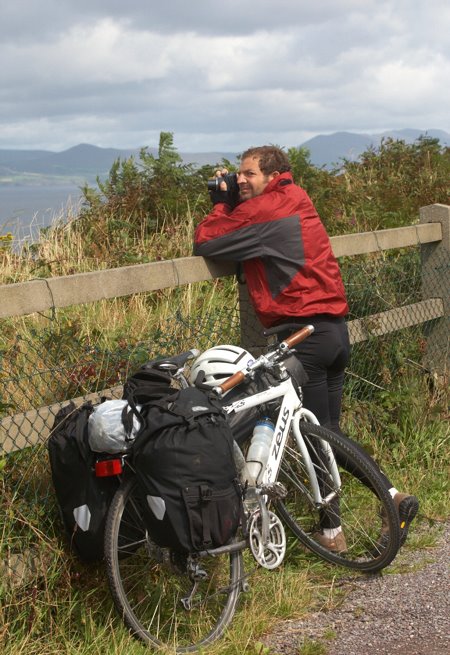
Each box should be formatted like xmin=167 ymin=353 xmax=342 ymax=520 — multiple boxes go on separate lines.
xmin=88 ymin=399 xmax=142 ymax=453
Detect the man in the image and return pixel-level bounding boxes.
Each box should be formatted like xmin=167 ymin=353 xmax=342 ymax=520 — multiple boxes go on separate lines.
xmin=194 ymin=145 xmax=418 ymax=551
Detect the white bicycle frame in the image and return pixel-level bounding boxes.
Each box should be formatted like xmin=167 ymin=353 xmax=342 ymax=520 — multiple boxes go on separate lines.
xmin=222 ymin=374 xmax=341 ymax=507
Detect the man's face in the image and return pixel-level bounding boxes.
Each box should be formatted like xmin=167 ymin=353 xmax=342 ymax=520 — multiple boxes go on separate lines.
xmin=237 ymin=157 xmax=278 ymax=201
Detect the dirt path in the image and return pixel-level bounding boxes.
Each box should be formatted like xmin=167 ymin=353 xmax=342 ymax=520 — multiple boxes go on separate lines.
xmin=262 ymin=522 xmax=450 ymax=655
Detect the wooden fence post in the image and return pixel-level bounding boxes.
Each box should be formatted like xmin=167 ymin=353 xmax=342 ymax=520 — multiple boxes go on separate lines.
xmin=419 ymin=203 xmax=450 ymax=377
xmin=238 ymin=282 xmax=267 ymax=354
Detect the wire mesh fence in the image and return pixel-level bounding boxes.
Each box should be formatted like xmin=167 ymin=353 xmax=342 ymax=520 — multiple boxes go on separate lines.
xmin=0 ymin=242 xmax=448 ymax=591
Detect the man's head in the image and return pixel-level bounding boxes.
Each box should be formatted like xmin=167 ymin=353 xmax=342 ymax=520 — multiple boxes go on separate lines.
xmin=237 ymin=146 xmax=291 ymax=200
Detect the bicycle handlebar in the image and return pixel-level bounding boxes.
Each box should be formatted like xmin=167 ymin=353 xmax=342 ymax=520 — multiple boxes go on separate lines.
xmin=279 ymin=324 xmax=314 ymax=349
xmin=214 ymin=324 xmax=315 ymax=396
xmin=217 ymin=370 xmax=246 ymax=394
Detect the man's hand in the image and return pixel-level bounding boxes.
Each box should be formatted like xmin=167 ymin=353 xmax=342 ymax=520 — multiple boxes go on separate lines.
xmin=209 ymin=169 xmax=240 ymax=207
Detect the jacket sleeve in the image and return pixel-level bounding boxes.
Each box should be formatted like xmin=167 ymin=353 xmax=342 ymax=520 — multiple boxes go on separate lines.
xmin=194 ymin=202 xmax=265 ymax=261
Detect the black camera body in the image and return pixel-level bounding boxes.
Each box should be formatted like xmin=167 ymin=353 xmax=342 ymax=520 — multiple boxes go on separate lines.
xmin=207 ymin=173 xmax=238 ymax=195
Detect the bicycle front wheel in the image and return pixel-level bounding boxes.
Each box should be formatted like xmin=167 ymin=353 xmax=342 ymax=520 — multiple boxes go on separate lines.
xmin=277 ymin=422 xmax=400 ymax=572
xmin=104 ymin=476 xmax=243 ymax=652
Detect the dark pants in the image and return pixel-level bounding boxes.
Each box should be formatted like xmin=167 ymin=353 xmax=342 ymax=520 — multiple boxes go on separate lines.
xmin=279 ymin=316 xmax=392 ymax=528
xmin=279 ymin=315 xmax=350 ymax=434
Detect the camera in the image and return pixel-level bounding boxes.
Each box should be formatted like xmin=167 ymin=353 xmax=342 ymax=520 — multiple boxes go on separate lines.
xmin=207 ymin=172 xmax=238 ymax=195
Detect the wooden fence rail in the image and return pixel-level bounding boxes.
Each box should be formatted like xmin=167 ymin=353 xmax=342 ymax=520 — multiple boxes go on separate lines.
xmin=0 ymin=222 xmax=444 ymax=319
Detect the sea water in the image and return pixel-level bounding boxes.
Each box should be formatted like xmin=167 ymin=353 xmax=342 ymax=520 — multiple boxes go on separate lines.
xmin=0 ymin=184 xmax=83 ymax=245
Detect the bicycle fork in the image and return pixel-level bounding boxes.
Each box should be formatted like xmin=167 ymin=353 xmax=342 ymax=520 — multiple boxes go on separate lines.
xmin=292 ymin=409 xmax=342 ymax=507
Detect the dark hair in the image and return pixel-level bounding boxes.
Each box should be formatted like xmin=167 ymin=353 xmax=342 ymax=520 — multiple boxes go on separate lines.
xmin=240 ymin=146 xmax=291 ymax=175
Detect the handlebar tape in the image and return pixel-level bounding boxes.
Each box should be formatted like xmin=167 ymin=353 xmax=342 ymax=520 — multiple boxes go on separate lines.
xmin=280 ymin=324 xmax=315 ymax=349
xmin=215 ymin=370 xmax=246 ymax=394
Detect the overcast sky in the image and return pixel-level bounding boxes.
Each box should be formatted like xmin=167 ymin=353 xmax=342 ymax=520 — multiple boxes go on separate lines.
xmin=1 ymin=0 xmax=449 ymax=153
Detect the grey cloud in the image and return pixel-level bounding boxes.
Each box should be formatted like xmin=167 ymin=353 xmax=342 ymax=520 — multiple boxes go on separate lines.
xmin=1 ymin=0 xmax=449 ymax=151
xmin=1 ymin=0 xmax=393 ymax=40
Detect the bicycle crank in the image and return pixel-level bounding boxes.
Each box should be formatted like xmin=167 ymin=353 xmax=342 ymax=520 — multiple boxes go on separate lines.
xmin=248 ymin=510 xmax=286 ymax=570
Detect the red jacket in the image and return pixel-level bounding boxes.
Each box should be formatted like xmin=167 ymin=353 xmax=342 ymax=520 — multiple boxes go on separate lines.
xmin=194 ymin=172 xmax=348 ymax=328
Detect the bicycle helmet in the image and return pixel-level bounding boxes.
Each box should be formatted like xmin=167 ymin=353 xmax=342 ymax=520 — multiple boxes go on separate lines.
xmin=189 ymin=345 xmax=254 ymax=387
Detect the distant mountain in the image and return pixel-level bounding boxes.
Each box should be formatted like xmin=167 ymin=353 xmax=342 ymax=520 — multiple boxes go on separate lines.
xmin=0 ymin=144 xmax=237 ymax=183
xmin=0 ymin=144 xmax=144 ymax=180
xmin=301 ymin=129 xmax=450 ymax=169
xmin=0 ymin=129 xmax=448 ymax=182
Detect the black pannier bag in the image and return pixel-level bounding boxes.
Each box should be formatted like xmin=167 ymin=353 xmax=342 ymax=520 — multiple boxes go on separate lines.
xmin=122 ymin=361 xmax=173 ymax=405
xmin=47 ymin=401 xmax=120 ymax=563
xmin=132 ymin=387 xmax=242 ymax=554
xmin=121 ymin=360 xmax=174 ymax=436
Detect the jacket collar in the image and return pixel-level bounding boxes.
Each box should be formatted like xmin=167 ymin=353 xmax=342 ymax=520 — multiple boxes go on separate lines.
xmin=263 ymin=171 xmax=294 ymax=194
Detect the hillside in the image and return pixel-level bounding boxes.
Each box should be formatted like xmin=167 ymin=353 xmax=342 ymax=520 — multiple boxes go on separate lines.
xmin=0 ymin=144 xmax=144 ymax=182
xmin=301 ymin=128 xmax=450 ymax=168
xmin=0 ymin=144 xmax=237 ymax=184
xmin=0 ymin=129 xmax=448 ymax=183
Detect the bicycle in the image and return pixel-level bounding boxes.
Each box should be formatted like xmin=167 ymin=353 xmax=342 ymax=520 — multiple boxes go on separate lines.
xmin=102 ymin=326 xmax=400 ymax=652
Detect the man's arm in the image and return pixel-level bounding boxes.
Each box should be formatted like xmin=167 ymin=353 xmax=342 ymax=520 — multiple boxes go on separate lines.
xmin=194 ymin=203 xmax=263 ymax=261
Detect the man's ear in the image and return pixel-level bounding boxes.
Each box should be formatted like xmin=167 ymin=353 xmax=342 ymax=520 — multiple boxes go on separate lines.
xmin=269 ymin=170 xmax=280 ymax=181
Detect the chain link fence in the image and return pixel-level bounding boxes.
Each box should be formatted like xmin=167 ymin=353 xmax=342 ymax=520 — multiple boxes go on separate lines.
xmin=1 ymin=242 xmax=448 ymax=595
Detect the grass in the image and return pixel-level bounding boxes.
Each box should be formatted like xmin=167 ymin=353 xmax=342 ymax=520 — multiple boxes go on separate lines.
xmin=342 ymin=365 xmax=449 ymax=519
xmin=297 ymin=639 xmax=328 ymax=655
xmin=0 ymin=538 xmax=319 ymax=654
xmin=5 ymin=505 xmax=446 ymax=654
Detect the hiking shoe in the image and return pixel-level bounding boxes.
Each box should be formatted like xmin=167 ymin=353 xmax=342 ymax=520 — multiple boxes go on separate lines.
xmin=376 ymin=493 xmax=419 ymax=553
xmin=313 ymin=530 xmax=348 ymax=554
xmin=395 ymin=493 xmax=419 ymax=546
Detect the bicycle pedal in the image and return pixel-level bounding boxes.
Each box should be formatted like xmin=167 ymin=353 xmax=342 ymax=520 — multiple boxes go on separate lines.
xmin=260 ymin=481 xmax=288 ymax=499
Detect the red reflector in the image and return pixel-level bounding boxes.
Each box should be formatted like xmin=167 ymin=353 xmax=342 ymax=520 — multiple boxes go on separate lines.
xmin=95 ymin=459 xmax=123 ymax=477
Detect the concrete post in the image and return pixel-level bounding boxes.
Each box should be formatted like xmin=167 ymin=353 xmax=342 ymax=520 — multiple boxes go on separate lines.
xmin=419 ymin=204 xmax=450 ymax=377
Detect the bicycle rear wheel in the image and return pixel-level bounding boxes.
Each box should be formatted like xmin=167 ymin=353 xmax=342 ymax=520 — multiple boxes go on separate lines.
xmin=104 ymin=476 xmax=243 ymax=652
xmin=276 ymin=422 xmax=400 ymax=572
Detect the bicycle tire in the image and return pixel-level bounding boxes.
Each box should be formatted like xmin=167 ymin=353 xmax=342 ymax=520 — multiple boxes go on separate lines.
xmin=276 ymin=422 xmax=400 ymax=572
xmin=104 ymin=476 xmax=243 ymax=652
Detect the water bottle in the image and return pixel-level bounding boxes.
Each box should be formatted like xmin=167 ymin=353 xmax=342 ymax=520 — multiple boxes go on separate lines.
xmin=245 ymin=418 xmax=275 ymax=485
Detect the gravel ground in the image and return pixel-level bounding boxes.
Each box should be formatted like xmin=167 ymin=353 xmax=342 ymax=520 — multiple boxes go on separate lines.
xmin=262 ymin=522 xmax=450 ymax=655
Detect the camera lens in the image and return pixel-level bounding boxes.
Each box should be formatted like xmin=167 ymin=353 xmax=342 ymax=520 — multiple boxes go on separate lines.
xmin=207 ymin=178 xmax=221 ymax=191
xmin=207 ymin=173 xmax=238 ymax=192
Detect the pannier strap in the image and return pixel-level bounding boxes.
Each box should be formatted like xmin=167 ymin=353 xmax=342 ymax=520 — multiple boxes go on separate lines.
xmin=200 ymin=485 xmax=213 ymax=547
xmin=121 ymin=404 xmax=136 ymax=439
